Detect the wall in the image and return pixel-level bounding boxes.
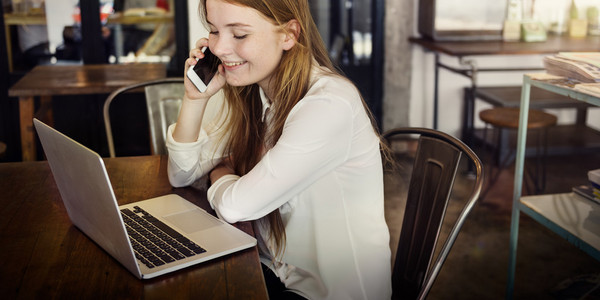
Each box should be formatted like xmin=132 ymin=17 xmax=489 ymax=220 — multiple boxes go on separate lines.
xmin=45 ymin=0 xmax=79 ymax=53
xmin=187 ymin=0 xmax=206 ymax=50
xmin=382 ymin=0 xmax=413 ymax=131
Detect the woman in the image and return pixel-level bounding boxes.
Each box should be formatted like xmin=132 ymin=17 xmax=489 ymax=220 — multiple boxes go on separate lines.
xmin=166 ymin=0 xmax=392 ymax=299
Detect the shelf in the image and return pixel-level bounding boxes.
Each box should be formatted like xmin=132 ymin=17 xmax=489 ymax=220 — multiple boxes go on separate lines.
xmin=507 ymin=74 xmax=600 ymax=298
xmin=520 ymin=193 xmax=600 ymax=261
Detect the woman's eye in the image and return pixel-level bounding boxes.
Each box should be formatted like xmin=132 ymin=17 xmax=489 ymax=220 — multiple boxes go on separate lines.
xmin=209 ymin=31 xmax=219 ymax=36
xmin=234 ymin=34 xmax=248 ymax=40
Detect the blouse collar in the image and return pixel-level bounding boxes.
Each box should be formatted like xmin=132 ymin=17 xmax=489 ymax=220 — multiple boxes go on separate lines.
xmin=259 ymin=87 xmax=271 ymax=123
xmin=257 ymin=62 xmax=325 ymax=122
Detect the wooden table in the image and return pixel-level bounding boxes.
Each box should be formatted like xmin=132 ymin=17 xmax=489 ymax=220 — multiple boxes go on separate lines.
xmin=8 ymin=63 xmax=167 ymax=161
xmin=409 ymin=35 xmax=600 ymax=57
xmin=409 ymin=35 xmax=600 ymax=138
xmin=0 ymin=155 xmax=268 ymax=299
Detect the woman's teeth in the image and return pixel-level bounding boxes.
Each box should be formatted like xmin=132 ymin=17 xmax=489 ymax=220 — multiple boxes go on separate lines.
xmin=223 ymin=61 xmax=244 ymax=67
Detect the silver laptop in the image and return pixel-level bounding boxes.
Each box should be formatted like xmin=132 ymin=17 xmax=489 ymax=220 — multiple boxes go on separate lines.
xmin=33 ymin=118 xmax=256 ymax=279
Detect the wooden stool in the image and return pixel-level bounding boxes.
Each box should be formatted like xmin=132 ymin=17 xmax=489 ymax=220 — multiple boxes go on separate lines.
xmin=479 ymin=107 xmax=557 ymax=195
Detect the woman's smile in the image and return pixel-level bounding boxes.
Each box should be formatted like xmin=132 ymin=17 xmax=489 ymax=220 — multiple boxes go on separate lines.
xmin=206 ymin=0 xmax=291 ymax=91
xmin=222 ymin=60 xmax=246 ymax=68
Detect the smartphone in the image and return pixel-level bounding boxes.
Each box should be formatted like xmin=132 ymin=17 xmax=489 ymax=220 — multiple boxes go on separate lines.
xmin=186 ymin=47 xmax=220 ymax=92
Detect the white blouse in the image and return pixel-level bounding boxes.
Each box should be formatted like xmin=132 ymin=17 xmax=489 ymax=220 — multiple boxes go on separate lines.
xmin=166 ymin=66 xmax=392 ymax=300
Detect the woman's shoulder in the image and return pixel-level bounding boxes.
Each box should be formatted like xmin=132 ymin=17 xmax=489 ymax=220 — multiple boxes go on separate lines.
xmin=304 ymin=65 xmax=361 ymax=107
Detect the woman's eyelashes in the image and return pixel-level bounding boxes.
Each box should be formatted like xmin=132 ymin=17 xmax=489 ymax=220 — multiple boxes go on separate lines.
xmin=207 ymin=29 xmax=248 ymax=40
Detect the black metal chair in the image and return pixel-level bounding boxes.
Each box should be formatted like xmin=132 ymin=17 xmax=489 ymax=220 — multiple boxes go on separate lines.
xmin=383 ymin=127 xmax=484 ymax=300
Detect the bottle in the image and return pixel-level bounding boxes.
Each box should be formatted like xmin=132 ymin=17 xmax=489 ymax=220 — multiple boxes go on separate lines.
xmin=503 ymin=0 xmax=522 ymax=41
xmin=569 ymin=0 xmax=588 ymax=37
xmin=549 ymin=0 xmax=569 ymax=35
xmin=588 ymin=6 xmax=600 ymax=36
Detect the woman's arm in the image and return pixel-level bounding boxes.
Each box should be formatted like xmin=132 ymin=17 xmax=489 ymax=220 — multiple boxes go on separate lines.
xmin=173 ymin=38 xmax=226 ymax=143
xmin=167 ymin=39 xmax=228 ymax=187
xmin=208 ymin=95 xmax=363 ymax=222
xmin=209 ymin=157 xmax=235 ymax=183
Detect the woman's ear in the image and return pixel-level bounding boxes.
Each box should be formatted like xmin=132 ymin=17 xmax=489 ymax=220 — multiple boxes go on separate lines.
xmin=282 ymin=19 xmax=300 ymax=51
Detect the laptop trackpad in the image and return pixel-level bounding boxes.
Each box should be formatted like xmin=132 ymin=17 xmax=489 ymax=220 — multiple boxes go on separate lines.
xmin=164 ymin=210 xmax=222 ymax=234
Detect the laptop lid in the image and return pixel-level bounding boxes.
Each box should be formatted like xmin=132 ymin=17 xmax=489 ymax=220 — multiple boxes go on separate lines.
xmin=33 ymin=118 xmax=256 ymax=279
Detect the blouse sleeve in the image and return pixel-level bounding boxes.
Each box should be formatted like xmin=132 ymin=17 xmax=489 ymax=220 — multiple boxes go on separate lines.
xmin=166 ymin=94 xmax=230 ymax=187
xmin=207 ymin=95 xmax=355 ymax=223
xmin=166 ymin=123 xmax=226 ymax=187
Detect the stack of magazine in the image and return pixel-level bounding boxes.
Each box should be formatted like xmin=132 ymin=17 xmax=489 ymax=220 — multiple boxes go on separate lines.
xmin=573 ymin=169 xmax=600 ymax=204
xmin=543 ymin=52 xmax=600 ymax=97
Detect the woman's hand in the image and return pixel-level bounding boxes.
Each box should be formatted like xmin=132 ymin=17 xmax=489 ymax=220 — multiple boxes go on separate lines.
xmin=184 ymin=38 xmax=227 ymax=101
xmin=210 ymin=157 xmax=236 ymax=184
xmin=173 ymin=39 xmax=227 ymax=143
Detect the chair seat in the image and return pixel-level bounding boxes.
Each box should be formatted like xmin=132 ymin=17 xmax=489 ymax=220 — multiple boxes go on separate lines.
xmin=479 ymin=107 xmax=557 ymax=129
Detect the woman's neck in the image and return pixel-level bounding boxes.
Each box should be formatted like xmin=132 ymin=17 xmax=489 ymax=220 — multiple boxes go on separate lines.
xmin=258 ymin=77 xmax=276 ymax=104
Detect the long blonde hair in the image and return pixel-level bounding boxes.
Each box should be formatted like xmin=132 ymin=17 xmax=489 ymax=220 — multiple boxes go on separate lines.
xmin=199 ymin=0 xmax=380 ymax=259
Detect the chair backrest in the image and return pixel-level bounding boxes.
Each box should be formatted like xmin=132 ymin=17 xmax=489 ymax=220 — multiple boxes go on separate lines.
xmin=103 ymin=78 xmax=184 ymax=158
xmin=384 ymin=127 xmax=484 ymax=300
xmin=144 ymin=80 xmax=184 ymax=155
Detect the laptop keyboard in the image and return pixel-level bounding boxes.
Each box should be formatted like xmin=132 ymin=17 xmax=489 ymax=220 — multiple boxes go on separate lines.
xmin=121 ymin=206 xmax=207 ymax=268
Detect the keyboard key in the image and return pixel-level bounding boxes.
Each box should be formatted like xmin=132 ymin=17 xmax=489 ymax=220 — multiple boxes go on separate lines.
xmin=120 ymin=208 xmax=205 ymax=268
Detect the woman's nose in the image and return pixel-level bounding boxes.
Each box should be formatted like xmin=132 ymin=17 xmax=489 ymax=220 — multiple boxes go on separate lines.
xmin=209 ymin=38 xmax=230 ymax=58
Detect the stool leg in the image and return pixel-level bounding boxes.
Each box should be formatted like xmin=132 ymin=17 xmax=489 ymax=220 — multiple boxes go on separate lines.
xmin=525 ymin=130 xmax=540 ymax=195
xmin=535 ymin=129 xmax=544 ymax=194
xmin=486 ymin=126 xmax=520 ymax=196
xmin=493 ymin=128 xmax=516 ymax=182
xmin=480 ymin=124 xmax=504 ymax=201
xmin=529 ymin=128 xmax=548 ymax=194
xmin=539 ymin=128 xmax=549 ymax=192
xmin=482 ymin=123 xmax=489 ymax=159
xmin=524 ymin=128 xmax=548 ymax=195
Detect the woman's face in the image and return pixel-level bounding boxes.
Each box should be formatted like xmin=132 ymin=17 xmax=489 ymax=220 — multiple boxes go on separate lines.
xmin=206 ymin=0 xmax=291 ymax=95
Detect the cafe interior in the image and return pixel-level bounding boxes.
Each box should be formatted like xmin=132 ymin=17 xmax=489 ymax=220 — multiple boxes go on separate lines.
xmin=1 ymin=0 xmax=600 ymax=299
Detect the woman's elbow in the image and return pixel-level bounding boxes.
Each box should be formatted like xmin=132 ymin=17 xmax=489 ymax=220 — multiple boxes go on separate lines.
xmin=215 ymin=208 xmax=243 ymax=224
xmin=167 ymin=169 xmax=196 ymax=188
xmin=168 ymin=176 xmax=188 ymax=188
